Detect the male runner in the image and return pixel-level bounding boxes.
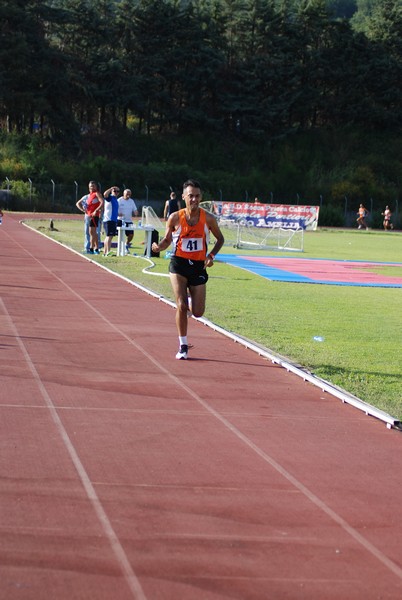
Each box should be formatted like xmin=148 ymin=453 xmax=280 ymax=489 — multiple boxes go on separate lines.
xmin=152 ymin=179 xmax=224 ymax=359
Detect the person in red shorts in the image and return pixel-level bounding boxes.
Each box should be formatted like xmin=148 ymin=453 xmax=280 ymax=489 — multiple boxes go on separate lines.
xmin=152 ymin=179 xmax=224 ymax=360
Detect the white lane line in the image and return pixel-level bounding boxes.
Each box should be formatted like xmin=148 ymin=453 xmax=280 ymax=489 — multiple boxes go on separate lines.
xmin=50 ymin=268 xmax=402 ymax=583
xmin=0 ymin=298 xmax=147 ymax=600
xmin=20 ymin=221 xmax=401 ymax=428
xmin=10 ymin=228 xmax=402 ymax=584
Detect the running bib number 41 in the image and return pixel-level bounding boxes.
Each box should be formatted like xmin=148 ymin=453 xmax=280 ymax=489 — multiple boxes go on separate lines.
xmin=182 ymin=237 xmax=203 ymax=252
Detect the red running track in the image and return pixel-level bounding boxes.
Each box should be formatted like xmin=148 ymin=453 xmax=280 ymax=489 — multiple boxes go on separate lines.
xmin=1 ymin=213 xmax=402 ymax=600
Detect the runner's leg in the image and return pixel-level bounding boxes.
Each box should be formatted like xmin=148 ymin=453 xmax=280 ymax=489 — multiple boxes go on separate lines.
xmin=169 ymin=273 xmax=190 ymax=336
xmin=189 ymin=284 xmax=206 ymax=318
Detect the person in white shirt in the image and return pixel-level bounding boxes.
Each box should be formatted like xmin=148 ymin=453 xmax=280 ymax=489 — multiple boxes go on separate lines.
xmin=117 ymin=189 xmax=139 ymax=251
xmin=381 ymin=205 xmax=393 ymax=230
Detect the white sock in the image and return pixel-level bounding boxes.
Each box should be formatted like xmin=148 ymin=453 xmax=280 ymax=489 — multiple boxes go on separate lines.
xmin=179 ymin=336 xmax=188 ymax=346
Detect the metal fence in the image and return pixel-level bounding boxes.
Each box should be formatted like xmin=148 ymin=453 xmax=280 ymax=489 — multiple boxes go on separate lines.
xmin=0 ymin=181 xmax=400 ymax=229
xmin=0 ymin=182 xmax=165 ymax=216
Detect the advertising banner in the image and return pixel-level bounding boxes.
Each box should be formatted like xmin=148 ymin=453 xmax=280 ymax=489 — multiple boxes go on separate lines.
xmin=213 ymin=202 xmax=319 ymax=231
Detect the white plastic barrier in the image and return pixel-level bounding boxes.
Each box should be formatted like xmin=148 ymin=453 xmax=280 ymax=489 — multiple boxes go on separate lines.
xmin=116 ymin=224 xmax=155 ymax=258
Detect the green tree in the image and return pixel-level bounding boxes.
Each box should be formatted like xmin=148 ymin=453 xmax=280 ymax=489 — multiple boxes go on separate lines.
xmin=58 ymin=0 xmax=121 ymax=133
xmin=350 ymin=0 xmax=376 ymax=32
xmin=326 ymin=0 xmax=357 ymax=19
xmin=364 ymin=0 xmax=402 ymax=54
xmin=0 ymin=0 xmax=73 ymax=138
xmin=358 ymin=1 xmax=402 ymax=129
xmin=127 ymin=0 xmax=183 ymax=134
xmin=114 ymin=0 xmax=144 ymax=130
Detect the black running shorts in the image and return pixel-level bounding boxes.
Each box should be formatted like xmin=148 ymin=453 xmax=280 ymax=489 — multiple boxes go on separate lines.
xmin=169 ymin=256 xmax=209 ymax=286
xmin=104 ymin=221 xmax=117 ymax=236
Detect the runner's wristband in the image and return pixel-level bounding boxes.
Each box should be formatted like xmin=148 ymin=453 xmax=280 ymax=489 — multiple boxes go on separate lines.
xmin=208 ymin=253 xmax=215 ymax=260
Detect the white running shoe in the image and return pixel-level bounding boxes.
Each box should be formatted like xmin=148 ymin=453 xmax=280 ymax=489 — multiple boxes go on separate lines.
xmin=175 ymin=345 xmax=188 ymax=360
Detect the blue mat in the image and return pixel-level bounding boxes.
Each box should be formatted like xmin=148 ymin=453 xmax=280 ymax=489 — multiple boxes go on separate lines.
xmin=217 ymin=254 xmax=402 ymax=288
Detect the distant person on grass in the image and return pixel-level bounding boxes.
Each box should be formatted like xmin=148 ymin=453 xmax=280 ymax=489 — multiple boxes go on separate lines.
xmin=102 ymin=186 xmax=119 ymax=256
xmin=152 ymin=179 xmax=224 ymax=360
xmin=76 ymin=181 xmax=104 ymax=253
xmin=381 ymin=206 xmax=393 ymax=230
xmin=163 ymin=191 xmax=181 ymax=255
xmin=163 ymin=191 xmax=181 ymax=220
xmin=117 ymin=189 xmax=138 ymax=254
xmin=356 ymin=203 xmax=369 ymax=230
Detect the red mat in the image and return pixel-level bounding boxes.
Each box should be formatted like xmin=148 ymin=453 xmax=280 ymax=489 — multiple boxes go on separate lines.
xmin=219 ymin=254 xmax=402 ymax=287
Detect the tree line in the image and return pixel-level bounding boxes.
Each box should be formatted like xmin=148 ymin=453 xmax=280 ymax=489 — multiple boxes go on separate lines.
xmin=1 ymin=0 xmax=402 ymax=145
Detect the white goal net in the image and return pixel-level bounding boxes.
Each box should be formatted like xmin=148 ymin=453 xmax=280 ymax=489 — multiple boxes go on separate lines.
xmin=142 ymin=203 xmax=304 ymax=252
xmin=141 ymin=206 xmax=165 ymax=232
xmin=199 ymin=202 xmax=304 ymax=252
xmin=220 ymin=220 xmax=303 ymax=251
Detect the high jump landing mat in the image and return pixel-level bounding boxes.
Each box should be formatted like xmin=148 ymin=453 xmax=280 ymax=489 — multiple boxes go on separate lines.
xmin=218 ymin=254 xmax=402 ymax=287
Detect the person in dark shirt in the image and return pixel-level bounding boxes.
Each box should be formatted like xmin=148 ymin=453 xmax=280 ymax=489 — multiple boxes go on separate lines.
xmin=163 ymin=191 xmax=181 ymax=220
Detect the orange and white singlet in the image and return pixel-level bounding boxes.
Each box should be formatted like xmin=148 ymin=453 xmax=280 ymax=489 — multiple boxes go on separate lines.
xmin=173 ymin=208 xmax=210 ymax=261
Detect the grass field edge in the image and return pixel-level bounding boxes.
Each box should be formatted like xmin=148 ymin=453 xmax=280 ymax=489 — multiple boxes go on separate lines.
xmin=22 ymin=220 xmax=402 ymax=432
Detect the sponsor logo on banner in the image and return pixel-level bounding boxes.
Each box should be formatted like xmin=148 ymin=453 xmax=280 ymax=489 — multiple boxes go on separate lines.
xmin=214 ymin=202 xmax=319 ymax=230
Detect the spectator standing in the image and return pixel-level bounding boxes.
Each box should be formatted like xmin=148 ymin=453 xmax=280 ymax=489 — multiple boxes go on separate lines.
xmin=76 ymin=191 xmax=90 ymax=252
xmin=163 ymin=191 xmax=181 ymax=256
xmin=76 ymin=181 xmax=104 ymax=253
xmin=163 ymin=191 xmax=181 ymax=220
xmin=118 ymin=189 xmax=139 ymax=253
xmin=102 ymin=186 xmax=119 ymax=256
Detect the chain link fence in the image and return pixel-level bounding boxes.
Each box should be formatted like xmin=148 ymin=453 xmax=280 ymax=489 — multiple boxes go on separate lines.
xmin=0 ymin=180 xmax=400 ymax=229
xmin=0 ymin=181 xmax=165 ymax=216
